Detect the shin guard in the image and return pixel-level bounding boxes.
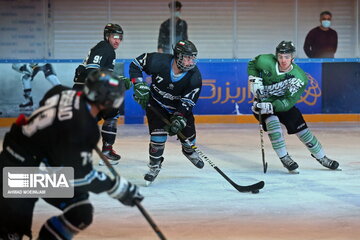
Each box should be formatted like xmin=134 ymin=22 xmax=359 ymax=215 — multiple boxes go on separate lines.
xmin=38 ymin=201 xmax=93 ymax=240
xmin=265 ymin=115 xmax=287 ymax=158
xmin=296 ymin=128 xmax=325 ymax=159
xmin=149 ymin=131 xmax=167 ymax=164
xmin=101 ymin=118 xmax=117 ymax=145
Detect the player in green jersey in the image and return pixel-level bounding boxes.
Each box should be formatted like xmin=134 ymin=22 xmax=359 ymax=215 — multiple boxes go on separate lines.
xmin=247 ymin=40 xmax=340 ymax=173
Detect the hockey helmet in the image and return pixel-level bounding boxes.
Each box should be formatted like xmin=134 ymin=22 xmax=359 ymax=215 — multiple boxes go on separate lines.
xmin=173 ymin=40 xmax=198 ymax=72
xmin=104 ymin=23 xmax=123 ymax=41
xmin=84 ymin=69 xmax=125 ymax=109
xmin=276 ymin=41 xmax=296 ymax=55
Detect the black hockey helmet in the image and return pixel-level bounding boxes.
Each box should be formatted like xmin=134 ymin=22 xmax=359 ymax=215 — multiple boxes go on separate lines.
xmin=84 ymin=68 xmax=125 ymax=109
xmin=173 ymin=40 xmax=198 ymax=71
xmin=104 ymin=23 xmax=123 ymax=41
xmin=276 ymin=41 xmax=296 ymax=55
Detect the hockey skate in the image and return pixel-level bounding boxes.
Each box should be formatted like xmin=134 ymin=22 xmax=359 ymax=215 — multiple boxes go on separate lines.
xmin=144 ymin=159 xmax=162 ymax=186
xmin=182 ymin=148 xmax=204 ymax=169
xmin=99 ymin=145 xmax=120 ymax=165
xmin=313 ymin=155 xmax=340 ymax=170
xmin=19 ymin=97 xmax=33 ymax=108
xmin=280 ymin=154 xmax=299 ymax=174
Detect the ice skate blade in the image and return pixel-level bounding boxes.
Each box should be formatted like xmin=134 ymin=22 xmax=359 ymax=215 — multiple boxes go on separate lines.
xmin=19 ymin=106 xmax=33 ymax=110
xmin=145 ymin=180 xmax=153 ymax=187
xmin=98 ymin=160 xmax=119 ymax=166
xmin=288 ymin=169 xmax=300 ymax=174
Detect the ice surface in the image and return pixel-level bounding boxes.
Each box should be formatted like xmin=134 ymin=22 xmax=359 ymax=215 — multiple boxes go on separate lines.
xmin=1 ymin=122 xmax=359 ymax=239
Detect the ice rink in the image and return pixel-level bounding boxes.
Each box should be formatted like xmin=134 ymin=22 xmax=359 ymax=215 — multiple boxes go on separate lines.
xmin=1 ymin=122 xmax=359 ymax=240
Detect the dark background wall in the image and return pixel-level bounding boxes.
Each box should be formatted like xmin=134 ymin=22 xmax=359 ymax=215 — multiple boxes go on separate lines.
xmin=322 ymin=63 xmax=360 ymax=113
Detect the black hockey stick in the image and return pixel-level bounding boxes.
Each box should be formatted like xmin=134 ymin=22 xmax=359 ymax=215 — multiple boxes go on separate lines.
xmin=148 ymin=104 xmax=265 ymax=193
xmin=94 ymin=147 xmax=167 ymax=240
xmin=256 ymin=90 xmax=268 ymax=173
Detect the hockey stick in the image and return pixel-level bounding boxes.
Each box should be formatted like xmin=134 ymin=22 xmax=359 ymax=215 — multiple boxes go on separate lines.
xmin=256 ymin=90 xmax=268 ymax=173
xmin=94 ymin=146 xmax=167 ymax=240
xmin=148 ymin=104 xmax=265 ymax=193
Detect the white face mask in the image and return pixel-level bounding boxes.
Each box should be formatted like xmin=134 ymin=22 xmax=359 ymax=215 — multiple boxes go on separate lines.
xmin=174 ymin=11 xmax=181 ymax=18
xmin=321 ymin=20 xmax=331 ymax=28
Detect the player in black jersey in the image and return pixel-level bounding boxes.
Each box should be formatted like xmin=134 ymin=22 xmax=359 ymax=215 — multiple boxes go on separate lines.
xmin=73 ymin=23 xmax=129 ymax=164
xmin=129 ymin=40 xmax=204 ymax=184
xmin=0 ymin=69 xmax=143 ymax=240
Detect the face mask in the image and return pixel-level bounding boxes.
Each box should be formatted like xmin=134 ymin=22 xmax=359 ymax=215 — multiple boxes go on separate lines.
xmin=174 ymin=11 xmax=181 ymax=18
xmin=321 ymin=20 xmax=331 ymax=28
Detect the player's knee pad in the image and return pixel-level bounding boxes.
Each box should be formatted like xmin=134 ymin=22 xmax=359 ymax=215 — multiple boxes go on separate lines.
xmin=101 ymin=119 xmax=117 ymax=145
xmin=43 ymin=63 xmax=56 ymax=77
xmin=265 ymin=115 xmax=283 ymax=140
xmin=38 ymin=201 xmax=93 ymax=240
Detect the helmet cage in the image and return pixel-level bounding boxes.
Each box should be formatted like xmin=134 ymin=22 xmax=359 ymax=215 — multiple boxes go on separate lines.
xmin=173 ymin=40 xmax=198 ymax=72
xmin=176 ymin=53 xmax=197 ymax=72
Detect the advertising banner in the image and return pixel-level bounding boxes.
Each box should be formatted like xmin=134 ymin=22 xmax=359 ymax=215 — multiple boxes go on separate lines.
xmin=195 ymin=61 xmax=322 ymax=115
xmin=0 ymin=60 xmax=326 ymax=121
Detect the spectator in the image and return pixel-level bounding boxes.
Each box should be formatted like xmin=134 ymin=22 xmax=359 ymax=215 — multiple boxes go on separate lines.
xmin=157 ymin=1 xmax=188 ymax=53
xmin=303 ymin=11 xmax=338 ymax=58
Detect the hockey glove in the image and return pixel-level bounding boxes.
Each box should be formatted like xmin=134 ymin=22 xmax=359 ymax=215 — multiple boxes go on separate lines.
xmin=248 ymin=75 xmax=264 ymax=96
xmin=108 ymin=176 xmax=144 ymax=207
xmin=118 ymin=76 xmax=132 ymax=90
xmin=133 ymin=82 xmax=150 ymax=109
xmin=165 ymin=112 xmax=187 ymax=136
xmin=252 ymin=101 xmax=274 ymax=115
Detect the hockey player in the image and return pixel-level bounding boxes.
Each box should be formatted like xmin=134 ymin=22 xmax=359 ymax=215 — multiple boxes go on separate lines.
xmin=129 ymin=40 xmax=204 ymax=184
xmin=248 ymin=40 xmax=340 ymax=173
xmin=0 ymin=69 xmax=143 ymax=239
xmin=12 ymin=63 xmax=61 ymax=108
xmin=73 ymin=23 xmax=130 ymax=163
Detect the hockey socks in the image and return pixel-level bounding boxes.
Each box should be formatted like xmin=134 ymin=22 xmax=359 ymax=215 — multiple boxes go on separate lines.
xmin=296 ymin=128 xmax=325 ymax=159
xmin=265 ymin=116 xmax=287 ymax=158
